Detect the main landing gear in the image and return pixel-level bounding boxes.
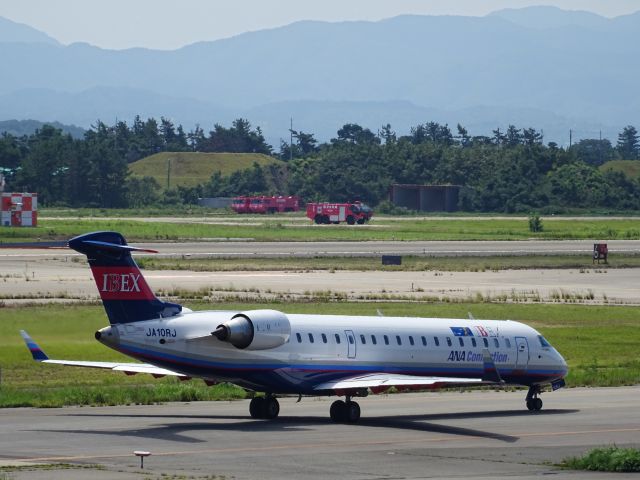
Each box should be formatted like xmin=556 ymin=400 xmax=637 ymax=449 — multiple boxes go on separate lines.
xmin=248 ymin=394 xmax=362 ymax=422
xmin=525 ymin=385 xmax=543 ymax=411
xmin=249 ymin=394 xmax=280 ymax=419
xmin=330 ymin=396 xmax=361 ymax=423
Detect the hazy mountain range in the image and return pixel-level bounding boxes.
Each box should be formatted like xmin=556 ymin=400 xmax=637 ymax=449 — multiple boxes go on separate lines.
xmin=1 ymin=6 xmax=638 ymax=146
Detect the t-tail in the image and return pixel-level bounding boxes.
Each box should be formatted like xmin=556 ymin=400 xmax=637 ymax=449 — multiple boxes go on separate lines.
xmin=68 ymin=231 xmax=182 ymax=324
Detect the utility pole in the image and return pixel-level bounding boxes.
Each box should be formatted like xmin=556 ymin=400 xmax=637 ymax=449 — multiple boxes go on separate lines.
xmin=167 ymin=159 xmax=171 ymax=189
xmin=569 ymin=129 xmax=572 ymax=148
xmin=599 ymin=130 xmax=603 ymax=165
xmin=290 ymin=117 xmax=293 ymax=162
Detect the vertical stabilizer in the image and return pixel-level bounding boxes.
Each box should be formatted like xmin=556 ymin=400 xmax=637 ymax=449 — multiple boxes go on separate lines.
xmin=68 ymin=231 xmax=181 ymax=324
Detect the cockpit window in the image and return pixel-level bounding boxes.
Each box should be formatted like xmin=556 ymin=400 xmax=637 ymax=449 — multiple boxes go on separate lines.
xmin=538 ymin=335 xmax=551 ymax=348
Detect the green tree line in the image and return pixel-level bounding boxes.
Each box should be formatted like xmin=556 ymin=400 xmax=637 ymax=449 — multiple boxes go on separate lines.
xmin=0 ymin=117 xmax=638 ymax=211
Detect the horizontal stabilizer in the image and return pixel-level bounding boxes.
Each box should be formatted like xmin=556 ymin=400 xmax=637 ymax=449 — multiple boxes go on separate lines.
xmin=78 ymin=239 xmax=158 ymax=254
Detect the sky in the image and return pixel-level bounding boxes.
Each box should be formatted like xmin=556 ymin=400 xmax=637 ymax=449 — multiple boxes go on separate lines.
xmin=1 ymin=0 xmax=639 ymax=50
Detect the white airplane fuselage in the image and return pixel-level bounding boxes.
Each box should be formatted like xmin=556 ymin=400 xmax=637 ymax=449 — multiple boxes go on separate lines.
xmin=97 ymin=310 xmax=567 ymax=395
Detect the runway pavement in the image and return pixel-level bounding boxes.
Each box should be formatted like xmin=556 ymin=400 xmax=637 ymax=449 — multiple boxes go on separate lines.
xmin=2 ymin=239 xmax=640 ymax=259
xmin=1 ymin=387 xmax=638 ymax=479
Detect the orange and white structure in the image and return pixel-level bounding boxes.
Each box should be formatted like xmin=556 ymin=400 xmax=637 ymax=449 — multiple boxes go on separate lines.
xmin=1 ymin=193 xmax=38 ymax=227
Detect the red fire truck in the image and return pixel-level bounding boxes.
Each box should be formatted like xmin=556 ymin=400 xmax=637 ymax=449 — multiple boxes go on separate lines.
xmin=232 ymin=195 xmax=300 ymax=214
xmin=306 ymin=201 xmax=373 ymax=225
xmin=231 ymin=196 xmax=251 ymax=213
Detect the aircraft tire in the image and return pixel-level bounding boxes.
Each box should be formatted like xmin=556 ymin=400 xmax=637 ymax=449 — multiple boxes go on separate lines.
xmin=534 ymin=397 xmax=543 ymax=411
xmin=249 ymin=397 xmax=266 ymax=418
xmin=526 ymin=399 xmax=534 ymax=411
xmin=330 ymin=400 xmax=347 ymax=422
xmin=347 ymin=215 xmax=355 ymax=225
xmin=346 ymin=401 xmax=360 ymax=423
xmin=264 ymin=397 xmax=280 ymax=419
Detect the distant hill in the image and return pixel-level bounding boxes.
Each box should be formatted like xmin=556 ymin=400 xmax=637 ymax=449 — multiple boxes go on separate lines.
xmin=0 ymin=87 xmax=231 ymax=129
xmin=0 ymin=119 xmax=85 ymax=138
xmin=0 ymin=16 xmax=60 ymax=45
xmin=0 ymin=8 xmax=639 ymax=145
xmin=600 ymin=160 xmax=640 ymax=179
xmin=129 ymin=152 xmax=283 ymax=189
xmin=488 ymin=6 xmax=609 ymax=29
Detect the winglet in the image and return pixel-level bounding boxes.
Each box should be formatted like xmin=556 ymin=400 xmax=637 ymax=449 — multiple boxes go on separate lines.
xmin=481 ymin=348 xmax=503 ymax=383
xmin=20 ymin=330 xmax=49 ymax=361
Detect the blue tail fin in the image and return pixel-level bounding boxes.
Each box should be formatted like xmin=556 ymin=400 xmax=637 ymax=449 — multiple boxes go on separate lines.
xmin=68 ymin=231 xmax=181 ymax=324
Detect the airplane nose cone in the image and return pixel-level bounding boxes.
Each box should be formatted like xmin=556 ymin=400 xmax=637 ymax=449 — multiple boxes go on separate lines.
xmin=557 ymin=350 xmax=569 ymax=377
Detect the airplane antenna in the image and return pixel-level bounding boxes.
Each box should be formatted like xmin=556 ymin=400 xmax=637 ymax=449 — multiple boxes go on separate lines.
xmin=376 ymin=309 xmax=384 ymax=317
xmin=468 ymin=312 xmax=475 ymax=320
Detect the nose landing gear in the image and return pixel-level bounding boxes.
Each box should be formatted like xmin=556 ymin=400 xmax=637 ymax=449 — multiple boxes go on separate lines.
xmin=525 ymin=385 xmax=543 ymax=411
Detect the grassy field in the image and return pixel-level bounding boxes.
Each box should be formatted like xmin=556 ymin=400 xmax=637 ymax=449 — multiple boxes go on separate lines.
xmin=0 ymin=302 xmax=638 ymax=407
xmin=600 ymin=160 xmax=640 ymax=179
xmin=2 ymin=216 xmax=640 ymax=243
xmin=129 ymin=152 xmax=283 ymax=189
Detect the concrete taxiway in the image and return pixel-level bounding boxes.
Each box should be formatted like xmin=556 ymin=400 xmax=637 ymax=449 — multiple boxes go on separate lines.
xmin=0 ymin=258 xmax=638 ymax=304
xmin=1 ymin=387 xmax=638 ymax=479
xmin=2 ymin=239 xmax=640 ymax=258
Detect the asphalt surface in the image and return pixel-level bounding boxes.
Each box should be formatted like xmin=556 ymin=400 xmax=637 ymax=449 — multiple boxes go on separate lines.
xmin=1 ymin=387 xmax=638 ymax=479
xmin=2 ymin=239 xmax=640 ymax=258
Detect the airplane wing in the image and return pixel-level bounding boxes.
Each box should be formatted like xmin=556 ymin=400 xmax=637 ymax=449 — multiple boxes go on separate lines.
xmin=314 ymin=349 xmax=504 ymax=394
xmin=20 ymin=330 xmax=186 ymax=378
xmin=313 ymin=373 xmax=487 ymax=393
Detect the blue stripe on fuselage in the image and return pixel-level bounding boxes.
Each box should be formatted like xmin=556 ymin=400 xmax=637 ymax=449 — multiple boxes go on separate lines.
xmin=115 ymin=343 xmax=565 ymax=393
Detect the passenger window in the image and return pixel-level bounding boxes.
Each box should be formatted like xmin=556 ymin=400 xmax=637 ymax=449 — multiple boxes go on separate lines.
xmin=371 ymin=335 xmax=377 ymax=345
xmin=322 ymin=333 xmax=327 ymax=344
xmin=296 ymin=333 xmax=302 ymax=343
xmin=458 ymin=337 xmax=464 ymax=347
xmin=348 ymin=334 xmax=354 ymax=345
xmin=483 ymin=338 xmax=489 ymax=348
xmin=434 ymin=337 xmax=440 ymax=347
xmin=360 ymin=334 xmax=366 ymax=345
xmin=308 ymin=333 xmax=314 ymax=343
xmin=446 ymin=337 xmax=452 ymax=347
xmin=494 ymin=338 xmax=499 ymax=348
xmin=471 ymin=338 xmax=477 ymax=347
xmin=396 ymin=335 xmax=402 ymax=346
xmin=505 ymin=338 xmax=511 ymax=349
xmin=335 ymin=333 xmax=341 ymax=344
xmin=384 ymin=335 xmax=389 ymax=345
xmin=421 ymin=336 xmax=427 ymax=346
xmin=409 ymin=336 xmax=414 ymax=346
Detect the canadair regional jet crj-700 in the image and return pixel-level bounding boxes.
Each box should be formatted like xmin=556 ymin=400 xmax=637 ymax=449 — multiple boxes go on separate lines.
xmin=22 ymin=231 xmax=568 ymax=422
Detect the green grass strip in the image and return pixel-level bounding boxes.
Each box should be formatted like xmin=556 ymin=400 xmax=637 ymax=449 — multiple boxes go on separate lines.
xmin=1 ymin=302 xmax=639 ymax=407
xmin=562 ymin=447 xmax=640 ymax=472
xmin=2 ymin=217 xmax=640 ymax=243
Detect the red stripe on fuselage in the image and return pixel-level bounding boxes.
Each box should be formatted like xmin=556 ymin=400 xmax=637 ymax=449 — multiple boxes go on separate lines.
xmin=90 ymin=266 xmax=155 ymax=300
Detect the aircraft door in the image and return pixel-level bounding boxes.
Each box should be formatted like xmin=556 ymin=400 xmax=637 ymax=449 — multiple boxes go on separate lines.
xmin=515 ymin=336 xmax=529 ymax=369
xmin=345 ymin=330 xmax=356 ymax=359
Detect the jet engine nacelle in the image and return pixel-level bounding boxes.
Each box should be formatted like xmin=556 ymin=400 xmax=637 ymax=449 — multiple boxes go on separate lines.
xmin=212 ymin=309 xmax=291 ymax=350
